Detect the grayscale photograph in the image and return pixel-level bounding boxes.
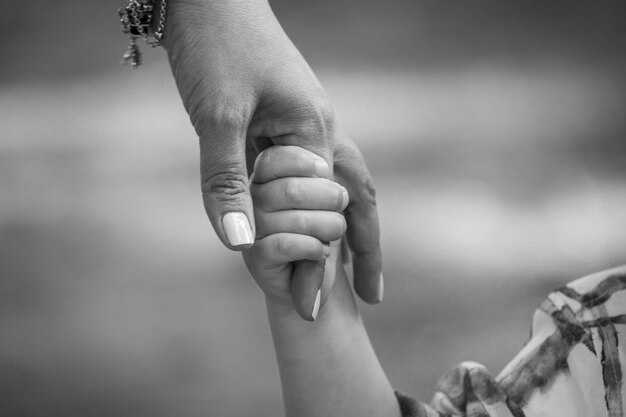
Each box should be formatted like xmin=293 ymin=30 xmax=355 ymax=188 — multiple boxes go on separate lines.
xmin=1 ymin=1 xmax=625 ymax=416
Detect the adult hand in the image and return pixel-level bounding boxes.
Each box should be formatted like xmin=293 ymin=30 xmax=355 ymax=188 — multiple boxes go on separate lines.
xmin=162 ymin=0 xmax=383 ymax=313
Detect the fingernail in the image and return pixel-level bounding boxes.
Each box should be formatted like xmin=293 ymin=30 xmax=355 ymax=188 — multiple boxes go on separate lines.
xmin=340 ymin=188 xmax=349 ymax=210
xmin=314 ymin=158 xmax=329 ymax=177
xmin=376 ymin=273 xmax=384 ymax=303
xmin=222 ymin=212 xmax=254 ymax=247
xmin=311 ymin=289 xmax=321 ymax=320
xmin=322 ymin=243 xmax=331 ymax=258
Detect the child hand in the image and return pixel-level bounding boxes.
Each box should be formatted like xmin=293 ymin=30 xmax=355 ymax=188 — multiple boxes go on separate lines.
xmin=243 ymin=146 xmax=348 ymax=320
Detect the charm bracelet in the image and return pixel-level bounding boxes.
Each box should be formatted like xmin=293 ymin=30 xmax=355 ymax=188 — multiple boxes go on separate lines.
xmin=118 ymin=0 xmax=166 ymax=68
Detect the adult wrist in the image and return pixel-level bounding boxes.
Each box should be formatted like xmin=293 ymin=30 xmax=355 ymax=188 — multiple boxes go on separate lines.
xmin=156 ymin=0 xmax=276 ymax=68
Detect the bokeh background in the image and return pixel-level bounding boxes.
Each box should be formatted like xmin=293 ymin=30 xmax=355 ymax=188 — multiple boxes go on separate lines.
xmin=2 ymin=1 xmax=625 ymax=415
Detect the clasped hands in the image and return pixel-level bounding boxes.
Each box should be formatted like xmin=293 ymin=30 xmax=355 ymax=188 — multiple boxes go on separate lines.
xmin=163 ymin=0 xmax=382 ymax=319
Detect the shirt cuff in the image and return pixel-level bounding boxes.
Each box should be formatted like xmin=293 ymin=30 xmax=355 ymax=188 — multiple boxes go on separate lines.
xmin=395 ymin=390 xmax=443 ymax=417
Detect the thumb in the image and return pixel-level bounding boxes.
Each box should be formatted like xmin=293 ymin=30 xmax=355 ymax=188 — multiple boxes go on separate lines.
xmin=162 ymin=3 xmax=256 ymax=251
xmin=199 ymin=123 xmax=255 ymax=250
xmin=291 ymin=260 xmax=325 ymax=321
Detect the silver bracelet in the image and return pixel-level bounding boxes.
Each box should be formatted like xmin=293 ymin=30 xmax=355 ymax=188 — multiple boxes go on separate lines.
xmin=118 ymin=0 xmax=167 ymax=68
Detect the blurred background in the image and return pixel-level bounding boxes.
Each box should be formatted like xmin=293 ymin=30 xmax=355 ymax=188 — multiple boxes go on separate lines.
xmin=1 ymin=0 xmax=625 ymax=415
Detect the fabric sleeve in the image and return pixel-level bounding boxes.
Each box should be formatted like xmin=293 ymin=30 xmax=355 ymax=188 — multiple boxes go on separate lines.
xmin=395 ymin=390 xmax=444 ymax=417
xmin=394 ymin=265 xmax=626 ymax=417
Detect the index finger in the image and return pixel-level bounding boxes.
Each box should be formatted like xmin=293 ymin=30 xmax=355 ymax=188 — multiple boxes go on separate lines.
xmin=252 ymin=146 xmax=330 ymax=184
xmin=333 ymin=133 xmax=383 ymax=304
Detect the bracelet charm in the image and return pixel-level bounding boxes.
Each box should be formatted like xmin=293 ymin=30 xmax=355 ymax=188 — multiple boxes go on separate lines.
xmin=121 ymin=37 xmax=141 ymax=68
xmin=118 ymin=0 xmax=166 ymax=68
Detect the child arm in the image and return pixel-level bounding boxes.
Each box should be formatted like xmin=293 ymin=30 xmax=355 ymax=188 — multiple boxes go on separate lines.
xmin=244 ymin=146 xmax=401 ymax=417
xmin=266 ymin=256 xmax=401 ymax=417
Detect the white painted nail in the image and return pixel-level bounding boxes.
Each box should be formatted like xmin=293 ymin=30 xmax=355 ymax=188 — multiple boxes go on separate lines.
xmin=222 ymin=212 xmax=253 ymax=247
xmin=311 ymin=289 xmax=321 ymax=320
xmin=377 ymin=273 xmax=384 ymax=303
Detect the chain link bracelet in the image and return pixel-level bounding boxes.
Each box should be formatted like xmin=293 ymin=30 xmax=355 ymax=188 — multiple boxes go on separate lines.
xmin=118 ymin=0 xmax=167 ymax=68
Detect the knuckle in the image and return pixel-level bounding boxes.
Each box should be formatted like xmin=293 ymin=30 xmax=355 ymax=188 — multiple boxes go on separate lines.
xmin=201 ymin=164 xmax=248 ymax=202
xmin=193 ymin=94 xmax=249 ymax=137
xmin=211 ymin=104 xmax=248 ymax=134
xmin=361 ymin=175 xmax=377 ymax=205
xmin=348 ymin=175 xmax=377 ymax=208
xmin=283 ymin=179 xmax=303 ymax=205
xmin=294 ymin=214 xmax=312 ymax=235
xmin=344 ymin=175 xmax=377 ymax=218
xmin=352 ymin=247 xmax=382 ymax=262
xmin=294 ymin=92 xmax=335 ymax=139
xmin=276 ymin=235 xmax=294 ymax=254
xmin=318 ymin=96 xmax=335 ymax=132
xmin=313 ymin=96 xmax=336 ymax=137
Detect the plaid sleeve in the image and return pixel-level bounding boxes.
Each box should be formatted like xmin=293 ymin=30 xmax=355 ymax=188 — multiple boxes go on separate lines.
xmin=396 ymin=265 xmax=626 ymax=417
xmin=395 ymin=390 xmax=445 ymax=417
